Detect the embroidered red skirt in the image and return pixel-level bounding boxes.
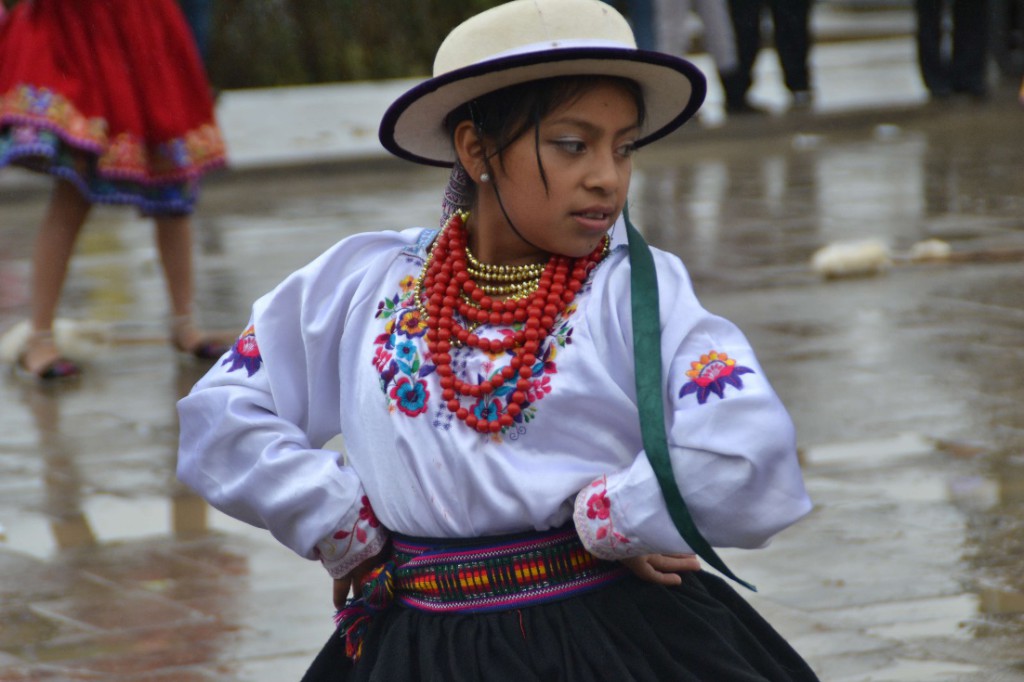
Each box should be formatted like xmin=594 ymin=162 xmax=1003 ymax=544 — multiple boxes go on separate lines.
xmin=0 ymin=0 xmax=227 ymax=215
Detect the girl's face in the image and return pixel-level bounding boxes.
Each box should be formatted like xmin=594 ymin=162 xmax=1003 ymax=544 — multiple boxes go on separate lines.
xmin=470 ymin=81 xmax=640 ymax=265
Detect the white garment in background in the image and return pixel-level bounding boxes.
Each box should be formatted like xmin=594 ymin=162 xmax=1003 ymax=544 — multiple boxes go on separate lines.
xmin=655 ymin=0 xmax=738 ymax=73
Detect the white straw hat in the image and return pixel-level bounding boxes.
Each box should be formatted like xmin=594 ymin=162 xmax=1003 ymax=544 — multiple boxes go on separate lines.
xmin=379 ymin=0 xmax=706 ymax=167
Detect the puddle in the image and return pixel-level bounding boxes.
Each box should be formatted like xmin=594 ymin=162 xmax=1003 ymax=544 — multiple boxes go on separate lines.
xmin=978 ymin=589 xmax=1024 ymax=616
xmin=0 ymin=494 xmax=214 ymax=559
xmin=801 ymin=432 xmax=937 ymax=469
xmin=833 ymin=658 xmax=983 ymax=682
xmin=826 ymin=594 xmax=981 ymax=630
xmin=867 ymin=617 xmax=973 ymax=641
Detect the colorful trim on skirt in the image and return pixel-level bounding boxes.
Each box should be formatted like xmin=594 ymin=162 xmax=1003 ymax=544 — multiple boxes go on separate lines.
xmin=1 ymin=126 xmax=209 ymax=216
xmin=1 ymin=86 xmax=226 ymax=216
xmin=335 ymin=527 xmax=628 ymax=660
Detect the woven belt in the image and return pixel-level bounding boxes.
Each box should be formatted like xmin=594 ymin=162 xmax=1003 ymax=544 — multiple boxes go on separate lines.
xmin=391 ymin=526 xmax=628 ymax=613
xmin=335 ymin=526 xmax=628 ymax=660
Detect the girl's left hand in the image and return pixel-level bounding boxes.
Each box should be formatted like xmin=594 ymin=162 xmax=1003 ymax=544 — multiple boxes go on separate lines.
xmin=622 ymin=554 xmax=701 ymax=586
xmin=332 ymin=550 xmax=390 ymax=609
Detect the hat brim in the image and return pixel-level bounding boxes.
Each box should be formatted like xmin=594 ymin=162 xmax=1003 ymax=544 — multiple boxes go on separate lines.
xmin=379 ymin=48 xmax=707 ymax=167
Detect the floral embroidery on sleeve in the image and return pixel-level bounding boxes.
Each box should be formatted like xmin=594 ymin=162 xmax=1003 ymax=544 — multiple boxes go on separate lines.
xmin=221 ymin=325 xmax=262 ymax=376
xmin=678 ymin=350 xmax=754 ymax=404
xmin=574 ymin=476 xmax=637 ymax=560
xmin=315 ymin=495 xmax=388 ymax=578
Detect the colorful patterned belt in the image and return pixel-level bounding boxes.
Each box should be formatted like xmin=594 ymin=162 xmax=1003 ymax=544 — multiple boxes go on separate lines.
xmin=391 ymin=526 xmax=628 ymax=613
xmin=335 ymin=526 xmax=629 ymax=660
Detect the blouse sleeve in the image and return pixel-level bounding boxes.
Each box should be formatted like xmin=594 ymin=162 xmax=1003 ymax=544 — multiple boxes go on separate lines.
xmin=574 ymin=251 xmax=812 ymax=560
xmin=176 ymin=232 xmax=405 ymax=578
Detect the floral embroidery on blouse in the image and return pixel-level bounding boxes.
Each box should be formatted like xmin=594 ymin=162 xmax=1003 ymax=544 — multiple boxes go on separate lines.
xmin=441 ymin=301 xmax=576 ymax=438
xmin=370 ymin=262 xmax=587 ymax=437
xmin=373 ymin=288 xmax=436 ymax=416
xmin=678 ymin=350 xmax=754 ymax=404
xmin=221 ymin=325 xmax=262 ymax=377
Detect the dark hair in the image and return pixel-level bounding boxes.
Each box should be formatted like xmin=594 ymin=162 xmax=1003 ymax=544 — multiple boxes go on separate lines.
xmin=444 ymin=75 xmax=646 ymax=194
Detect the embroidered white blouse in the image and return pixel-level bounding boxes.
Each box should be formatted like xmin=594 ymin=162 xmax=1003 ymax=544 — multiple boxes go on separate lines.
xmin=177 ymin=220 xmax=812 ymax=579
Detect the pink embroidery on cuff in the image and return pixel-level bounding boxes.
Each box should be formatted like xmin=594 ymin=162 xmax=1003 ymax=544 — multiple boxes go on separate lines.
xmin=585 ymin=477 xmax=629 ymax=546
xmin=318 ymin=495 xmax=382 ymax=571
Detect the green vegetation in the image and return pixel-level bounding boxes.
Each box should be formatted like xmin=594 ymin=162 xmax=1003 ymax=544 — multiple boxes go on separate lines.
xmin=207 ymin=0 xmax=504 ymax=88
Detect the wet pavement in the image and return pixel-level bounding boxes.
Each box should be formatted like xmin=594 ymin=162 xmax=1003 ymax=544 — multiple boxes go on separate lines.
xmin=3 ymin=23 xmax=1024 ymax=682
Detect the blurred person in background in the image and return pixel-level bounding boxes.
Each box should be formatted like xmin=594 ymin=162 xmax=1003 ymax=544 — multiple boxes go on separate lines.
xmin=914 ymin=0 xmax=991 ymax=99
xmin=178 ymin=0 xmax=213 ymax=67
xmin=0 ymin=0 xmax=228 ymax=381
xmin=655 ymin=0 xmax=741 ymax=105
xmin=722 ymin=0 xmax=814 ymax=114
xmin=605 ymin=0 xmax=657 ymax=49
xmin=626 ymin=0 xmax=657 ymax=49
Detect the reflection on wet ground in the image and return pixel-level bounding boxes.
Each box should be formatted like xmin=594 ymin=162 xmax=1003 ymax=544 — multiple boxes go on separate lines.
xmin=1 ymin=101 xmax=1023 ymax=680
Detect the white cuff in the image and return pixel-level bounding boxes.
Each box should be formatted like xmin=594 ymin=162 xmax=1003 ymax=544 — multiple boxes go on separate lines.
xmin=572 ymin=475 xmax=651 ymax=561
xmin=314 ymin=494 xmax=390 ymax=578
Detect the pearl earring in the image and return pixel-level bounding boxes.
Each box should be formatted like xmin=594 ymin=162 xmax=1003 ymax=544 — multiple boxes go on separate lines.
xmin=479 ymin=172 xmax=490 ymax=183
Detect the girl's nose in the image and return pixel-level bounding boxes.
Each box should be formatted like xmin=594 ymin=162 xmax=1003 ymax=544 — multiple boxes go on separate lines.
xmin=585 ymin=149 xmax=623 ymax=192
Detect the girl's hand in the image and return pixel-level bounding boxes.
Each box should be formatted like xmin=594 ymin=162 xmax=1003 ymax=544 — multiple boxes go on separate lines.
xmin=622 ymin=554 xmax=701 ymax=586
xmin=332 ymin=550 xmax=390 ymax=609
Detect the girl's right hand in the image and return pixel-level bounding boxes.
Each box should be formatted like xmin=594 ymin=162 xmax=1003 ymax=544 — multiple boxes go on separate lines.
xmin=622 ymin=553 xmax=701 ymax=586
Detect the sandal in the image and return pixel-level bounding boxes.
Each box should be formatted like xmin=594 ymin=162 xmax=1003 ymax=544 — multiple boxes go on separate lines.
xmin=171 ymin=314 xmax=230 ymax=363
xmin=14 ymin=329 xmax=81 ymax=383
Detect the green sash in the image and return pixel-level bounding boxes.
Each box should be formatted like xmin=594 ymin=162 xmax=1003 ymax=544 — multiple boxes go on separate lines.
xmin=624 ymin=206 xmax=755 ymax=591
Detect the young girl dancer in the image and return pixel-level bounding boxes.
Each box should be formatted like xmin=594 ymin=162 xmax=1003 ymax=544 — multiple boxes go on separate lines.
xmin=178 ymin=0 xmax=818 ymax=679
xmin=0 ymin=0 xmax=227 ymax=380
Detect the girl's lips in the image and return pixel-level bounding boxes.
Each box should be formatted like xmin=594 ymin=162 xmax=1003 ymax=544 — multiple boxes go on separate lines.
xmin=572 ymin=210 xmax=613 ymax=232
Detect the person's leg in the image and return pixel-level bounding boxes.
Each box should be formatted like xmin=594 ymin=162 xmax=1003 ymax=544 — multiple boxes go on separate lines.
xmin=768 ymin=0 xmax=812 ymax=96
xmin=695 ymin=0 xmax=739 ymax=74
xmin=915 ymin=0 xmax=952 ymax=96
xmin=176 ymin=0 xmax=212 ymax=66
xmin=154 ymin=215 xmax=194 ymax=320
xmin=154 ymin=214 xmax=201 ymax=350
xmin=722 ymin=0 xmax=762 ymax=111
xmin=950 ymin=0 xmax=990 ymax=95
xmin=22 ymin=180 xmax=91 ymax=376
xmin=155 ymin=214 xmax=227 ymax=359
xmin=655 ymin=0 xmax=691 ymax=56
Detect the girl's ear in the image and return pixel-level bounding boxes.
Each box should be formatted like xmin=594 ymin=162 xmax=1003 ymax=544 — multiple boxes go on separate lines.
xmin=453 ymin=120 xmax=487 ymax=181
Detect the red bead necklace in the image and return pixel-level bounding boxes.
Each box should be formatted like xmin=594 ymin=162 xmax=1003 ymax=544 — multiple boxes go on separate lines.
xmin=419 ymin=211 xmax=608 ymax=434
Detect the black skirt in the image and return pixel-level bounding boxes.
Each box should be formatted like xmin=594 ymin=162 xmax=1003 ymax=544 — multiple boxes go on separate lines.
xmin=301 ymin=570 xmax=819 ymax=682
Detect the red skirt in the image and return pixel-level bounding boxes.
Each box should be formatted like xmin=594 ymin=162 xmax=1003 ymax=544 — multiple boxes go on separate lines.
xmin=0 ymin=0 xmax=227 ymax=215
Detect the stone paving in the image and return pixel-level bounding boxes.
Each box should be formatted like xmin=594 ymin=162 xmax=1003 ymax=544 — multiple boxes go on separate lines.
xmin=3 ymin=10 xmax=1024 ymax=682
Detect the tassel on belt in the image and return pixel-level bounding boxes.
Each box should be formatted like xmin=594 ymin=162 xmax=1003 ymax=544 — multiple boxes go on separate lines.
xmin=335 ymin=526 xmax=629 ymax=660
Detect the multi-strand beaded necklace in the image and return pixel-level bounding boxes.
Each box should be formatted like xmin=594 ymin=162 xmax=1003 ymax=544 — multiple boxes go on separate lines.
xmin=416 ymin=211 xmax=609 ymax=433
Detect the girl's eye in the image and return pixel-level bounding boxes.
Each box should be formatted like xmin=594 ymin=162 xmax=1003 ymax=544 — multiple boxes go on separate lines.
xmin=617 ymin=142 xmax=637 ymax=158
xmin=555 ymin=139 xmax=586 ymax=154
